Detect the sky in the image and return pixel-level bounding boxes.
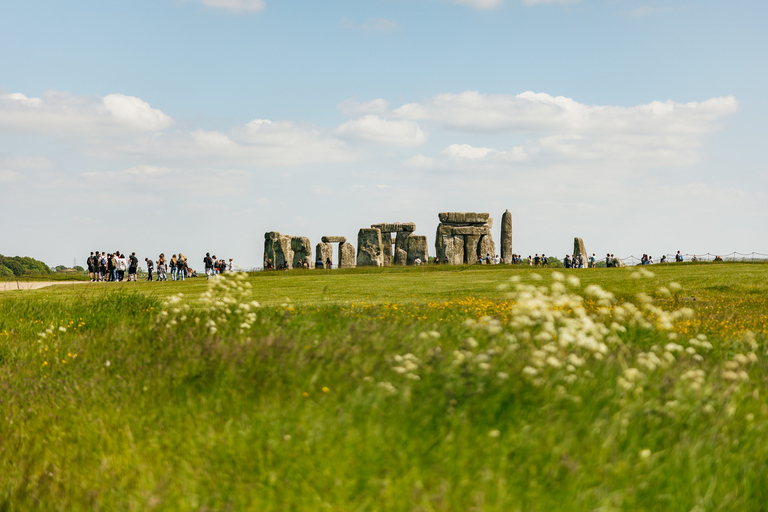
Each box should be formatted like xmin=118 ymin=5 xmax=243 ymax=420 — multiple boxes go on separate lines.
xmin=1 ymin=0 xmax=766 ymax=269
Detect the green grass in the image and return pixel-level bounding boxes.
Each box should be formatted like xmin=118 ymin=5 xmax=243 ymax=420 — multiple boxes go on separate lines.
xmin=1 ymin=263 xmax=768 ymax=511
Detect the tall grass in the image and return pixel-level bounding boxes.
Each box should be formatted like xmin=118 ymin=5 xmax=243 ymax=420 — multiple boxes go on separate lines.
xmin=1 ymin=265 xmax=767 ymax=510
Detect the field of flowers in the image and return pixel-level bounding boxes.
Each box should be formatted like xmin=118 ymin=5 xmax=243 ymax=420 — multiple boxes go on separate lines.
xmin=1 ymin=263 xmax=767 ymax=510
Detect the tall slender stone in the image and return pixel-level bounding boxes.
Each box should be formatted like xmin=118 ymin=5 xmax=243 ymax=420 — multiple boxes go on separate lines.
xmin=574 ymin=238 xmax=587 ymax=259
xmin=501 ymin=210 xmax=512 ymax=263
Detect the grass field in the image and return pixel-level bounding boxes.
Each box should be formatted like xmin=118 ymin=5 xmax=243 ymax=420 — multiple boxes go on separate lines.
xmin=1 ymin=263 xmax=767 ymax=511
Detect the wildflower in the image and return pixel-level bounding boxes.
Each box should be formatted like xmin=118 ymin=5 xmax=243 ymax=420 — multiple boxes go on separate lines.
xmin=302 ymin=392 xmax=309 ymax=398
xmin=566 ymin=276 xmax=580 ymax=288
xmin=496 ymin=372 xmax=509 ymax=380
xmin=105 ymin=360 xmax=111 ymax=367
xmin=322 ymin=386 xmax=330 ymax=393
xmin=522 ymin=366 xmax=538 ymax=377
xmin=58 ymin=326 xmax=67 ymax=333
xmin=639 ymin=449 xmax=652 ymax=459
xmin=488 ymin=430 xmax=501 ymax=438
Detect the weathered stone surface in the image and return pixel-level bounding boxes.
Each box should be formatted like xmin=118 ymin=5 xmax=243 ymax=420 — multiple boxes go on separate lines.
xmin=370 ymin=222 xmax=416 ymax=233
xmin=291 ymin=237 xmax=312 ymax=268
xmin=356 ymin=228 xmax=384 ymax=267
xmin=501 ymin=210 xmax=512 ymax=264
xmin=442 ymin=235 xmax=465 ymax=265
xmin=407 ymin=236 xmax=428 ymax=265
xmin=574 ymin=238 xmax=587 ymax=259
xmin=381 ymin=233 xmax=393 ymax=267
xmin=321 ymin=236 xmax=346 ymax=244
xmin=264 ymin=233 xmax=293 ymax=268
xmin=395 ymin=231 xmax=411 ymax=252
xmin=316 ymin=242 xmax=333 ymax=268
xmin=479 ymin=235 xmax=495 ymax=263
xmin=438 ymin=212 xmax=490 ymax=224
xmin=614 ymin=257 xmax=626 ymax=268
xmin=464 ymin=234 xmax=481 ymax=265
xmin=394 ymin=248 xmax=408 ymax=266
xmin=451 ymin=226 xmax=491 ymax=236
xmin=339 ymin=242 xmax=355 ymax=268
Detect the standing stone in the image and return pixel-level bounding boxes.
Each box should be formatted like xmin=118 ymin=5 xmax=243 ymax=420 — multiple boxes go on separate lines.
xmin=263 ymin=233 xmax=294 ymax=269
xmin=316 ymin=242 xmax=333 ymax=268
xmin=501 ymin=210 xmax=512 ymax=263
xmin=479 ymin=235 xmax=495 ymax=263
xmin=464 ymin=234 xmax=482 ymax=265
xmin=407 ymin=236 xmax=428 ymax=265
xmin=394 ymin=232 xmax=411 ymax=265
xmin=574 ymin=238 xmax=587 ymax=260
xmin=442 ymin=235 xmax=465 ymax=265
xmin=357 ymin=228 xmax=384 ymax=267
xmin=339 ymin=242 xmax=355 ymax=268
xmin=291 ymin=237 xmax=312 ymax=268
xmin=380 ymin=233 xmax=393 ymax=266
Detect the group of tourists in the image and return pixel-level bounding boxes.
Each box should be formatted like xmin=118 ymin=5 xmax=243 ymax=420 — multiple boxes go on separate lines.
xmin=87 ymin=251 xmax=233 ymax=282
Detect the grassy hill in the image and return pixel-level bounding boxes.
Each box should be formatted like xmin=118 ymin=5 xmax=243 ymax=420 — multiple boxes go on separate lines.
xmin=1 ymin=263 xmax=767 ymax=510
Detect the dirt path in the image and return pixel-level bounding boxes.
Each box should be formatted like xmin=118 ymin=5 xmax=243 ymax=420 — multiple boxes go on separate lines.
xmin=0 ymin=281 xmax=90 ymax=292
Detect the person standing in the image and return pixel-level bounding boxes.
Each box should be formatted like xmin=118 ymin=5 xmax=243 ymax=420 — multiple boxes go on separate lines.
xmin=87 ymin=252 xmax=95 ymax=282
xmin=170 ymin=254 xmax=178 ymax=281
xmin=178 ymin=253 xmax=186 ymax=281
xmin=204 ymin=253 xmax=214 ymax=280
xmin=128 ymin=252 xmax=138 ymax=281
xmin=145 ymin=258 xmax=154 ymax=281
xmin=590 ymin=253 xmax=596 ymax=269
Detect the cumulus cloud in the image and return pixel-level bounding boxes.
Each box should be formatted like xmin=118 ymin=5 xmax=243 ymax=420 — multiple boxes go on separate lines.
xmin=182 ymin=0 xmax=266 ymax=13
xmin=0 ymin=91 xmax=173 ymax=136
xmin=339 ymin=17 xmax=401 ymax=33
xmin=337 ymin=98 xmax=391 ymax=117
xmin=389 ymin=90 xmax=738 ymax=167
xmin=442 ymin=143 xmax=528 ymax=162
xmin=336 ymin=115 xmax=427 ymax=147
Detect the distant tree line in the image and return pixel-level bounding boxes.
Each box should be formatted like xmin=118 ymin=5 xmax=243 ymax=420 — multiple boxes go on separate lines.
xmin=0 ymin=254 xmax=51 ymax=277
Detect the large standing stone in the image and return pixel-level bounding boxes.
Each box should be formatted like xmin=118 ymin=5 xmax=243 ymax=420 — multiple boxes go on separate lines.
xmin=407 ymin=236 xmax=428 ymax=265
xmin=357 ymin=229 xmax=384 ymax=267
xmin=479 ymin=235 xmax=495 ymax=263
xmin=291 ymin=237 xmax=312 ymax=268
xmin=442 ymin=235 xmax=465 ymax=265
xmin=501 ymin=210 xmax=512 ymax=263
xmin=339 ymin=242 xmax=355 ymax=268
xmin=316 ymin=242 xmax=333 ymax=268
xmin=264 ymin=232 xmax=294 ymax=268
xmin=393 ymin=232 xmax=410 ymax=266
xmin=381 ymin=233 xmax=393 ymax=266
xmin=464 ymin=234 xmax=482 ymax=264
xmin=574 ymin=238 xmax=587 ymax=260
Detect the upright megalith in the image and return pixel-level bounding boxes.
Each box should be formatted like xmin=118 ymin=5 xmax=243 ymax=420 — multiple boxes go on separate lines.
xmin=370 ymin=222 xmax=422 ymax=266
xmin=407 ymin=236 xmax=428 ymax=265
xmin=264 ymin=232 xmax=312 ymax=269
xmin=500 ymin=210 xmax=512 ymax=263
xmin=315 ymin=242 xmax=333 ymax=268
xmin=574 ymin=238 xmax=587 ymax=260
xmin=339 ymin=242 xmax=355 ymax=268
xmin=435 ymin=212 xmax=495 ymax=264
xmin=357 ymin=228 xmax=384 ymax=267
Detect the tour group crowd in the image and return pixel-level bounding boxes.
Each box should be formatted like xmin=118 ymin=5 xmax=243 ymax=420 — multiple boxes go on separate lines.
xmin=87 ymin=249 xmax=695 ymax=281
xmin=86 ymin=251 xmax=234 ymax=282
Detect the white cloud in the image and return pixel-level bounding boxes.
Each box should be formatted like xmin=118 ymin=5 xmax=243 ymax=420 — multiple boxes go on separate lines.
xmin=337 ymin=98 xmax=391 ymax=117
xmin=183 ymin=0 xmax=265 ymax=13
xmin=447 ymin=0 xmax=503 ymax=9
xmin=390 ymin=90 xmax=738 ymax=167
xmin=0 ymin=91 xmax=173 ymax=136
xmin=404 ymin=154 xmax=435 ymax=168
xmin=336 ymin=115 xmax=427 ymax=147
xmin=339 ymin=17 xmax=400 ymax=33
xmin=442 ymin=143 xmax=528 ymax=162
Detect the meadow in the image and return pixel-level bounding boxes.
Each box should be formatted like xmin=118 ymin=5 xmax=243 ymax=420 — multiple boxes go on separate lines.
xmin=1 ymin=263 xmax=767 ymax=511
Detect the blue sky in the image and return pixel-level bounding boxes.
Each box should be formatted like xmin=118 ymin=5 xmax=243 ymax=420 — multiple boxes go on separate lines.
xmin=1 ymin=0 xmax=766 ymax=269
